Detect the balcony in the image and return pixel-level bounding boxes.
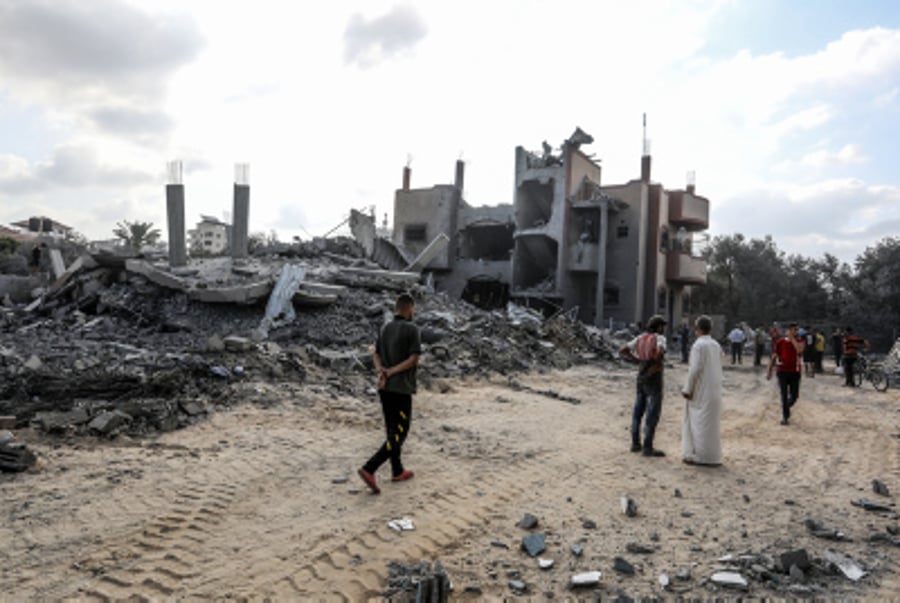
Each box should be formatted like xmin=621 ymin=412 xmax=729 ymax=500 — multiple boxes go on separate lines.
xmin=669 ymin=191 xmax=709 ymax=231
xmin=567 ymin=242 xmax=600 ymax=272
xmin=666 ymin=251 xmax=707 ymax=285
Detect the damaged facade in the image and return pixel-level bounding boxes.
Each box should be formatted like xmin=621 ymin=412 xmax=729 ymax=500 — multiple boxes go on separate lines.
xmin=362 ymin=128 xmax=709 ymax=331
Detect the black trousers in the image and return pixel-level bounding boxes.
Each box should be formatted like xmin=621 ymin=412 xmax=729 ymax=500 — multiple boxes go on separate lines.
xmin=363 ymin=391 xmax=412 ymax=477
xmin=754 ymin=344 xmax=765 ymax=366
xmin=777 ymin=372 xmax=800 ymax=420
xmin=844 ymin=357 xmax=858 ymax=386
xmin=731 ymin=342 xmax=743 ymax=364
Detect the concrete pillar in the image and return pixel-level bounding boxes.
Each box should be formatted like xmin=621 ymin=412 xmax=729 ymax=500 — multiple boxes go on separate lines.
xmin=232 ymin=185 xmax=249 ymax=259
xmin=454 ymin=159 xmax=465 ymax=192
xmin=594 ymin=202 xmax=609 ymax=328
xmin=166 ymin=160 xmax=186 ymax=266
xmin=402 ymin=166 xmax=411 ymax=191
xmin=640 ymin=155 xmax=651 ymax=183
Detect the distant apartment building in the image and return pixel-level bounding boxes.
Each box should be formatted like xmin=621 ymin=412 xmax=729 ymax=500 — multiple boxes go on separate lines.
xmin=375 ymin=127 xmax=709 ymax=332
xmin=9 ymin=216 xmax=73 ymax=239
xmin=188 ymin=215 xmax=230 ymax=255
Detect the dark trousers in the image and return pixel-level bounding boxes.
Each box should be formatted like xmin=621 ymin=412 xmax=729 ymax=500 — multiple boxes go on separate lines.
xmin=754 ymin=343 xmax=765 ymax=366
xmin=631 ymin=377 xmax=663 ymax=450
xmin=833 ymin=347 xmax=842 ymax=367
xmin=731 ymin=342 xmax=743 ymax=364
xmin=363 ymin=391 xmax=412 ymax=478
xmin=777 ymin=372 xmax=800 ymax=420
xmin=844 ymin=357 xmax=858 ymax=386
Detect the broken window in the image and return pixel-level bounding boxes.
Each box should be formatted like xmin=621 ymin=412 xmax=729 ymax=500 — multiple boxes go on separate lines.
xmin=516 ymin=179 xmax=555 ymax=230
xmin=459 ymin=223 xmax=514 ymax=261
xmin=617 ymin=225 xmax=629 ymax=238
xmin=513 ymin=235 xmax=558 ymax=291
xmin=658 ymin=287 xmax=667 ymax=312
xmin=604 ymin=286 xmax=620 ymax=306
xmin=461 ymin=275 xmax=510 ymax=310
xmin=660 ymin=227 xmax=669 ymax=252
xmin=404 ymin=224 xmax=427 ymax=243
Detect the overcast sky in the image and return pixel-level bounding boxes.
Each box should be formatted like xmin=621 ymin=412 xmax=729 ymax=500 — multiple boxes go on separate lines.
xmin=1 ymin=0 xmax=898 ymax=263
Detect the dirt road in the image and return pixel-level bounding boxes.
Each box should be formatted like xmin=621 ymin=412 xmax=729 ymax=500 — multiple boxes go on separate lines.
xmin=2 ymin=361 xmax=898 ymax=599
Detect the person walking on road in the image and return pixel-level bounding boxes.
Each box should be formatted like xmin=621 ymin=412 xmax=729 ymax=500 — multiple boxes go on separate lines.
xmin=727 ymin=324 xmax=746 ymax=365
xmin=619 ymin=315 xmax=668 ymax=457
xmin=767 ymin=323 xmax=803 ymax=425
xmin=358 ymin=293 xmax=421 ymax=494
xmin=831 ymin=327 xmax=844 ymax=368
xmin=681 ymin=315 xmax=723 ymax=466
xmin=753 ymin=326 xmax=767 ymax=367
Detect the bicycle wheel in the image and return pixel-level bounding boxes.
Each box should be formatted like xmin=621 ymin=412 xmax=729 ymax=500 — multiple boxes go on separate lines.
xmin=871 ymin=369 xmax=888 ymax=392
xmin=853 ymin=367 xmax=864 ymax=387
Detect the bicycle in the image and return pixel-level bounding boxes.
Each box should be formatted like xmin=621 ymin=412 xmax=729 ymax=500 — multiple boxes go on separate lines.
xmin=853 ymin=352 xmax=889 ymax=391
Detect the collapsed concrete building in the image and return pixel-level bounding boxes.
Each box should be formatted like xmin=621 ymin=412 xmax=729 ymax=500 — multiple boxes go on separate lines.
xmin=358 ymin=127 xmax=709 ymax=332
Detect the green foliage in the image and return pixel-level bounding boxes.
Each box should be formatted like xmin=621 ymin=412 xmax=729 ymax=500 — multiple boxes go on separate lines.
xmin=0 ymin=236 xmax=18 ymax=256
xmin=113 ymin=220 xmax=161 ymax=252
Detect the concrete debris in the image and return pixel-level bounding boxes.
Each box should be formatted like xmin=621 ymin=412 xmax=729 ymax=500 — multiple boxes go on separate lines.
xmin=778 ymin=549 xmax=811 ymax=573
xmin=626 ymin=542 xmax=655 ymax=554
xmin=88 ymin=409 xmax=132 ymax=435
xmin=387 ymin=518 xmax=415 ymax=532
xmin=0 ymin=415 xmax=15 ymax=430
xmin=23 ymin=354 xmax=42 ymax=371
xmin=517 ymin=513 xmax=539 ymax=530
xmin=521 ymin=533 xmax=546 ymax=557
xmin=804 ymin=517 xmax=852 ymax=541
xmin=260 ymin=263 xmax=306 ymax=331
xmin=621 ymin=495 xmax=638 ymax=517
xmin=613 ymin=557 xmax=634 ymax=575
xmin=570 ymin=571 xmax=602 ymax=586
xmin=0 ymin=430 xmax=13 ymax=445
xmin=852 ymin=498 xmax=893 ymax=512
xmin=223 ymin=336 xmax=254 ymax=352
xmin=710 ymin=571 xmax=748 ymax=590
xmin=0 ymin=442 xmax=37 ymax=472
xmin=570 ymin=543 xmax=584 ymax=557
xmin=873 ymin=479 xmax=891 ymax=497
xmin=537 ymin=558 xmax=554 ymax=569
xmin=823 ymin=549 xmax=867 ymax=581
xmin=384 ymin=560 xmax=450 ymax=601
xmin=508 ymin=579 xmax=527 ymax=592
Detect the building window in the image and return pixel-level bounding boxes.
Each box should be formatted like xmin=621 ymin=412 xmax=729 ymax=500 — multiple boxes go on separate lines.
xmin=404 ymin=224 xmax=427 ymax=243
xmin=617 ymin=225 xmax=629 ymax=238
xmin=604 ymin=286 xmax=620 ymax=306
xmin=658 ymin=288 xmax=667 ymax=312
xmin=660 ymin=226 xmax=669 ymax=252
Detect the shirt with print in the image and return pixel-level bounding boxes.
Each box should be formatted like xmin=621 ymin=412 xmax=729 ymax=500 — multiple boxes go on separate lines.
xmin=376 ymin=315 xmax=422 ymax=394
xmin=626 ymin=333 xmax=667 ymax=382
xmin=842 ymin=334 xmax=866 ymax=358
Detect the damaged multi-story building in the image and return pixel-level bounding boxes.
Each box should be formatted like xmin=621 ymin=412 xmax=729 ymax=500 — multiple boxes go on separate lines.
xmin=352 ymin=126 xmax=709 ymax=332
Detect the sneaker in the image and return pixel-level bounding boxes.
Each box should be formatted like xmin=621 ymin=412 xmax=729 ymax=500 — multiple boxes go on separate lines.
xmin=780 ymin=418 xmax=789 ymax=425
xmin=358 ymin=468 xmax=380 ymax=494
xmin=391 ymin=469 xmax=414 ymax=482
xmin=630 ymin=443 xmax=642 ymax=453
xmin=642 ymin=448 xmax=666 ymax=457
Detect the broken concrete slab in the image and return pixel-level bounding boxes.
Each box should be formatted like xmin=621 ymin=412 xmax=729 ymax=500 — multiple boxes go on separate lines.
xmin=710 ymin=571 xmax=748 ymax=590
xmin=88 ymin=410 xmax=132 ymax=435
xmin=823 ymin=549 xmax=867 ymax=581
xmin=0 ymin=442 xmax=37 ymax=472
xmin=125 ymin=259 xmax=188 ymax=291
xmin=189 ymin=280 xmax=274 ymax=304
xmin=33 ymin=408 xmax=91 ymax=432
xmin=48 ymin=248 xmax=66 ymax=279
xmin=262 ymin=263 xmax=305 ymax=327
xmin=405 ymin=232 xmax=450 ymax=272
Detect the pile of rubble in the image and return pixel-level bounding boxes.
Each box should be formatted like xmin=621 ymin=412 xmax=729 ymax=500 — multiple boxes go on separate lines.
xmin=0 ymin=238 xmax=623 ymax=441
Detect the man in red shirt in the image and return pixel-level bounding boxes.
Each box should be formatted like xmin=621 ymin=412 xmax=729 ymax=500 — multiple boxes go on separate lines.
xmin=766 ymin=322 xmax=803 ymax=425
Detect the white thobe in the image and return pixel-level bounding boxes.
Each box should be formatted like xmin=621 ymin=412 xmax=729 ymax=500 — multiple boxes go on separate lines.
xmin=681 ymin=335 xmax=723 ymax=464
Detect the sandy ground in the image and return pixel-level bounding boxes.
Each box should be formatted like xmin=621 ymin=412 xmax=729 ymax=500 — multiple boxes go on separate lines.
xmin=1 ymin=359 xmax=899 ymax=600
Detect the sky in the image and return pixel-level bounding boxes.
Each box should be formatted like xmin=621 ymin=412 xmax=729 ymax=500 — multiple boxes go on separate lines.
xmin=0 ymin=0 xmax=899 ymax=263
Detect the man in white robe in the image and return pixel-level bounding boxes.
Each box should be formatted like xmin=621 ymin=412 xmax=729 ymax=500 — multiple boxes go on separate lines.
xmin=681 ymin=315 xmax=723 ymax=466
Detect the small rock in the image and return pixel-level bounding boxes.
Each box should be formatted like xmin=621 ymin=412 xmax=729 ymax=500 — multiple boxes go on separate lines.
xmin=538 ymin=558 xmax=554 ymax=569
xmin=784 ymin=499 xmax=796 ymax=506
xmin=0 ymin=431 xmax=14 ymax=445
xmin=742 ymin=494 xmax=750 ymax=503
xmin=851 ymin=498 xmax=892 ymax=512
xmin=570 ymin=543 xmax=584 ymax=557
xmin=789 ymin=564 xmax=806 ymax=583
xmin=779 ymin=549 xmax=811 ymax=573
xmin=331 ymin=476 xmax=348 ymax=484
xmin=710 ymin=571 xmax=748 ymax=590
xmin=206 ymin=335 xmax=225 ymax=352
xmin=582 ymin=519 xmax=597 ymax=529
xmin=621 ymin=495 xmax=638 ymax=517
xmin=676 ymin=567 xmax=691 ymax=581
xmin=613 ymin=557 xmax=634 ymax=575
xmin=873 ymin=479 xmax=891 ymax=497
xmin=674 ymin=488 xmax=682 ymax=498
xmin=223 ymin=335 xmax=254 ymax=352
xmin=509 ymin=579 xmax=527 ymax=591
xmin=658 ymin=573 xmax=670 ymax=588
xmin=490 ymin=540 xmax=509 ymax=549
xmin=571 ymin=571 xmax=602 ymax=586
xmin=23 ymin=354 xmax=42 ymax=371
xmin=681 ymin=510 xmax=694 ymax=518
xmin=88 ymin=410 xmax=132 ymax=435
xmin=522 ymin=533 xmax=546 ymax=557
xmin=517 ymin=513 xmax=539 ymax=529
xmin=626 ymin=542 xmax=655 ymax=554
xmin=649 ymin=531 xmax=659 ymax=541
xmin=684 ymin=528 xmax=695 ymax=536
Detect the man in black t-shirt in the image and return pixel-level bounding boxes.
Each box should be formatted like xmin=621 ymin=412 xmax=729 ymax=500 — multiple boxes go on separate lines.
xmin=358 ymin=293 xmax=422 ymax=494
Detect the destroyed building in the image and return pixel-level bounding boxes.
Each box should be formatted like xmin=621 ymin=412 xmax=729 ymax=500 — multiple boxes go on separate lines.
xmin=362 ymin=127 xmax=709 ymax=332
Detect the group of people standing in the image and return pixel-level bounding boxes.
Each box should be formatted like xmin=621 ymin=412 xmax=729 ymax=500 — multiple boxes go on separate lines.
xmin=356 ymin=294 xmax=872 ymax=495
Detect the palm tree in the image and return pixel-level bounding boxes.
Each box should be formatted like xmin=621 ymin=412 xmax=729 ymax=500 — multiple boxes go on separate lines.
xmin=113 ymin=221 xmax=162 ymax=252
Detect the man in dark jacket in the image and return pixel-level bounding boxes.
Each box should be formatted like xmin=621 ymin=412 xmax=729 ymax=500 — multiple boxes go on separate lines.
xmin=358 ymin=293 xmax=421 ymax=494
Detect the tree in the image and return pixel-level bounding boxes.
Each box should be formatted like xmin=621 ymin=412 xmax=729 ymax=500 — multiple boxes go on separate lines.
xmin=113 ymin=221 xmax=161 ymax=252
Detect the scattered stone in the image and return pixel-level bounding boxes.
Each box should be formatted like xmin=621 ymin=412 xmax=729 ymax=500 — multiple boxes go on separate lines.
xmin=676 ymin=568 xmax=691 ymax=581
xmin=742 ymin=494 xmax=750 ymax=503
xmin=823 ymin=549 xmax=867 ymax=581
xmin=582 ymin=519 xmax=597 ymax=529
xmin=179 ymin=401 xmax=206 ymax=416
xmin=710 ymin=571 xmax=748 ymax=590
xmin=509 ymin=579 xmax=527 ymax=592
xmin=804 ymin=518 xmax=852 ymax=541
xmin=681 ymin=510 xmax=694 ymax=518
xmin=223 ymin=335 xmax=254 ymax=352
xmin=570 ymin=543 xmax=584 ymax=557
xmin=570 ymin=571 xmax=602 ymax=587
xmin=779 ymin=549 xmax=811 ymax=572
xmin=206 ymin=335 xmax=226 ymax=352
xmin=784 ymin=499 xmax=796 ymax=506
xmin=789 ymin=564 xmax=806 ymax=583
xmin=658 ymin=573 xmax=670 ymax=589
xmin=23 ymin=354 xmax=42 ymax=371
xmin=873 ymin=479 xmax=891 ymax=497
xmin=88 ymin=410 xmax=132 ymax=435
xmin=689 ymin=544 xmax=703 ymax=552
xmin=33 ymin=408 xmax=90 ymax=432
xmin=613 ymin=557 xmax=634 ymax=575
xmin=0 ymin=442 xmax=36 ymax=472
xmin=621 ymin=495 xmax=638 ymax=517
xmin=331 ymin=476 xmax=348 ymax=484
xmin=626 ymin=542 xmax=655 ymax=554
xmin=868 ymin=532 xmax=900 ymax=546
xmin=517 ymin=513 xmax=539 ymax=530
xmin=387 ymin=518 xmax=415 ymax=532
xmin=210 ymin=365 xmax=232 ymax=378
xmin=0 ymin=431 xmax=13 ymax=445
xmin=684 ymin=528 xmax=694 ymax=536
xmin=852 ymin=498 xmax=892 ymax=512
xmin=490 ymin=540 xmax=509 ymax=549
xmin=649 ymin=531 xmax=659 ymax=542
xmin=521 ymin=533 xmax=546 ymax=557
xmin=674 ymin=488 xmax=682 ymax=498
xmin=0 ymin=416 xmax=15 ymax=429
xmin=538 ymin=558 xmax=554 ymax=569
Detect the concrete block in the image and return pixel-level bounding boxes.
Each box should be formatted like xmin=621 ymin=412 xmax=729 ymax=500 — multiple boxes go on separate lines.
xmin=0 ymin=416 xmax=16 ymax=429
xmin=223 ymin=336 xmax=254 ymax=352
xmin=88 ymin=410 xmax=132 ymax=435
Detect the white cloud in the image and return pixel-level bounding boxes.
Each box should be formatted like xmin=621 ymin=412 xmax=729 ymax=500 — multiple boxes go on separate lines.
xmin=344 ymin=4 xmax=428 ymax=68
xmin=800 ymin=143 xmax=868 ymax=168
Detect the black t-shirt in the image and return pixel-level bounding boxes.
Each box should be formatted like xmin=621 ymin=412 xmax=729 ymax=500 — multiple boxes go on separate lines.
xmin=376 ymin=316 xmax=422 ymax=394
